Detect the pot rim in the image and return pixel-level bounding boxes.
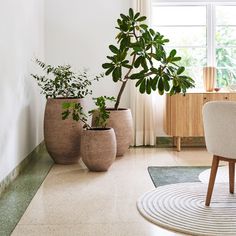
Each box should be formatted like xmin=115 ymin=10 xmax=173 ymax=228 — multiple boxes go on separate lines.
xmin=47 ymin=97 xmax=84 ymax=100
xmin=105 ymin=108 xmax=129 ymax=111
xmin=84 ymin=127 xmax=113 ymax=131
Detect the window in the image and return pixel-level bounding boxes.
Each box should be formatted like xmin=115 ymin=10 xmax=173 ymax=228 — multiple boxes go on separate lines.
xmin=152 ymin=1 xmax=236 ymax=88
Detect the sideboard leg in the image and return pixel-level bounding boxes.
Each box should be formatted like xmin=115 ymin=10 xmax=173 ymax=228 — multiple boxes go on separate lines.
xmin=176 ymin=137 xmax=181 ymax=152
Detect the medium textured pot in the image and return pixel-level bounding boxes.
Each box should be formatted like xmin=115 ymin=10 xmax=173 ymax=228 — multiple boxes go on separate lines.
xmin=44 ymin=98 xmax=84 ymax=164
xmin=92 ymin=108 xmax=133 ymax=156
xmin=80 ymin=128 xmax=116 ymax=171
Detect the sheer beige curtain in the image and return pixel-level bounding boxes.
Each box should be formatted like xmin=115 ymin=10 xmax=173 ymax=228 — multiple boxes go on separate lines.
xmin=130 ymin=0 xmax=161 ymax=146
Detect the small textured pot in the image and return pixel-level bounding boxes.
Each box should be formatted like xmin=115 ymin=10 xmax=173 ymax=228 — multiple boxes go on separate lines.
xmin=80 ymin=128 xmax=116 ymax=171
xmin=44 ymin=98 xmax=84 ymax=164
xmin=92 ymin=108 xmax=133 ymax=156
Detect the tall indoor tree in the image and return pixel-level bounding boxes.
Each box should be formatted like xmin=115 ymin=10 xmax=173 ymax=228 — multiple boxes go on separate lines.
xmin=102 ymin=8 xmax=195 ymax=110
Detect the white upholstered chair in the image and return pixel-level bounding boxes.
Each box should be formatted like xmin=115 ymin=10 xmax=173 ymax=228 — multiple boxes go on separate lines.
xmin=203 ymin=101 xmax=236 ymax=206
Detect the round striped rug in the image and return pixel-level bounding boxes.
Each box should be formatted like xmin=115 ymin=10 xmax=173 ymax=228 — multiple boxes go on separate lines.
xmin=137 ymin=183 xmax=236 ymax=236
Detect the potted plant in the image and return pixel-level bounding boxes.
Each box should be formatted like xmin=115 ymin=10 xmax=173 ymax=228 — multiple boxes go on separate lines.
xmin=31 ymin=59 xmax=103 ymax=164
xmin=62 ymin=96 xmax=117 ymax=171
xmin=101 ymin=8 xmax=195 ymax=155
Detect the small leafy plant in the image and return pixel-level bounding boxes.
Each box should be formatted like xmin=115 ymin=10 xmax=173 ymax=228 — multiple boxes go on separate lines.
xmin=102 ymin=8 xmax=195 ymax=109
xmin=31 ymin=59 xmax=103 ymax=98
xmin=62 ymin=96 xmax=116 ymax=129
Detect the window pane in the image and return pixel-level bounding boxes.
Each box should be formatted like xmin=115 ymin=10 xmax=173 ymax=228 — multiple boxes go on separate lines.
xmin=152 ymin=6 xmax=206 ymax=26
xmin=216 ymin=47 xmax=236 ymax=87
xmin=181 ymin=67 xmax=203 ymax=88
xmin=170 ymin=48 xmax=207 ymax=67
xmin=216 ymin=69 xmax=236 ymax=88
xmin=164 ymin=48 xmax=206 ymax=88
xmin=216 ymin=47 xmax=236 ymax=68
xmin=154 ymin=27 xmax=206 ymax=47
xmin=216 ymin=6 xmax=236 ymax=25
xmin=216 ymin=26 xmax=236 ymax=46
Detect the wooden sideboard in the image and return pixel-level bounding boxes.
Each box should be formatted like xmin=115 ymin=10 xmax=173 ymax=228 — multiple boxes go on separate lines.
xmin=164 ymin=92 xmax=236 ymax=151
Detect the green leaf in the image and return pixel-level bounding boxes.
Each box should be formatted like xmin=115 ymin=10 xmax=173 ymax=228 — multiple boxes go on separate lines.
xmin=120 ymin=14 xmax=129 ymax=21
xmin=140 ymin=24 xmax=148 ymax=30
xmin=112 ymin=67 xmax=121 ymax=82
xmin=137 ymin=16 xmax=147 ymax=22
xmin=135 ymin=78 xmax=144 ymax=87
xmin=109 ymin=45 xmax=119 ymax=54
xmin=163 ymin=78 xmax=170 ymax=91
xmin=177 ymin=66 xmax=185 ymax=75
xmin=141 ymin=58 xmax=148 ymax=71
xmin=129 ymin=8 xmax=134 ymax=19
xmin=169 ymin=49 xmax=177 ymax=58
xmin=134 ymin=56 xmax=142 ymax=68
xmin=120 ymin=22 xmax=129 ymax=31
xmin=149 ymin=29 xmax=155 ymax=36
xmin=151 ymin=76 xmax=158 ymax=90
xmin=120 ymin=37 xmax=129 ymax=51
xmin=130 ymin=72 xmax=144 ymax=80
xmin=139 ymin=79 xmax=146 ymax=94
xmin=150 ymin=67 xmax=158 ymax=73
xmin=102 ymin=63 xmax=113 ymax=69
xmin=107 ymin=56 xmax=114 ymax=61
xmin=62 ymin=102 xmax=71 ymax=109
xmin=62 ymin=110 xmax=70 ymax=120
xmin=122 ymin=64 xmax=132 ymax=69
xmin=158 ymin=77 xmax=164 ymax=92
xmin=172 ymin=57 xmax=181 ymax=62
xmin=146 ymin=79 xmax=151 ymax=94
xmin=105 ymin=67 xmax=114 ymax=76
xmin=134 ymin=12 xmax=140 ymax=19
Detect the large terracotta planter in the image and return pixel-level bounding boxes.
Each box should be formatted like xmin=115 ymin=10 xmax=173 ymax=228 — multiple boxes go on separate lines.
xmin=80 ymin=128 xmax=116 ymax=171
xmin=44 ymin=98 xmax=84 ymax=164
xmin=93 ymin=108 xmax=133 ymax=156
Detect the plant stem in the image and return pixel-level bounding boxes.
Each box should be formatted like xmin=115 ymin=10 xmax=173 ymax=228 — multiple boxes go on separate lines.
xmin=80 ymin=119 xmax=91 ymax=129
xmin=114 ymin=54 xmax=136 ymax=110
xmin=114 ymin=80 xmax=128 ymax=109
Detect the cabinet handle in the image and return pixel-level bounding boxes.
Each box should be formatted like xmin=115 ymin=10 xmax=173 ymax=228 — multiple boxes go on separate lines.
xmin=204 ymin=97 xmax=207 ymax=100
xmin=225 ymin=97 xmax=228 ymax=100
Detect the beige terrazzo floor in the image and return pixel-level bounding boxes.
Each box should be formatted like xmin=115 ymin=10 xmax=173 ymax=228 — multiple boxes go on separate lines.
xmin=12 ymin=147 xmax=212 ymax=236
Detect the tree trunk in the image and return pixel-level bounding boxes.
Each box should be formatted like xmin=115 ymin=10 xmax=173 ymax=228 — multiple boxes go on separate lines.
xmin=114 ymin=80 xmax=128 ymax=110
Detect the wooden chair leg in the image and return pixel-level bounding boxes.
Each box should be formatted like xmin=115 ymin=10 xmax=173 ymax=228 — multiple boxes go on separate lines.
xmin=205 ymin=155 xmax=220 ymax=206
xmin=229 ymin=162 xmax=235 ymax=194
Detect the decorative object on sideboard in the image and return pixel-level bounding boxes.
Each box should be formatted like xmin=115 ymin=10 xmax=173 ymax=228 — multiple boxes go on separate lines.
xmin=203 ymin=66 xmax=216 ymax=92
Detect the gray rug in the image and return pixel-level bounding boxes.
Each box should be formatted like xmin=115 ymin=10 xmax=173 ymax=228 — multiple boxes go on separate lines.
xmin=148 ymin=166 xmax=209 ymax=187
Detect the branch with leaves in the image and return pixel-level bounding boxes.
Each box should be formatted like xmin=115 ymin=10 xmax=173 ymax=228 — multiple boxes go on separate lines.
xmin=62 ymin=96 xmax=116 ymax=129
xmin=31 ymin=59 xmax=104 ymax=98
xmin=102 ymin=8 xmax=195 ymax=109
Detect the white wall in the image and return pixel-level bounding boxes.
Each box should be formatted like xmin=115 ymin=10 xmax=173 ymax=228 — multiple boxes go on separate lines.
xmin=0 ymin=0 xmax=45 ymax=182
xmin=45 ymin=0 xmax=132 ymax=109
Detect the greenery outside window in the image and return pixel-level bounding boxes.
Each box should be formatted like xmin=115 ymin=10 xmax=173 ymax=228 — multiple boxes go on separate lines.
xmin=152 ymin=1 xmax=236 ymax=88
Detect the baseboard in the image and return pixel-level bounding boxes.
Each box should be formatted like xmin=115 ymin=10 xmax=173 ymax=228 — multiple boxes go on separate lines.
xmin=156 ymin=136 xmax=206 ymax=148
xmin=0 ymin=141 xmax=44 ymax=196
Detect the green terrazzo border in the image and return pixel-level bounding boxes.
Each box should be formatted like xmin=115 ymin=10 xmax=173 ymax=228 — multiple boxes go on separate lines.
xmin=0 ymin=142 xmax=44 ymax=196
xmin=0 ymin=142 xmax=54 ymax=236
